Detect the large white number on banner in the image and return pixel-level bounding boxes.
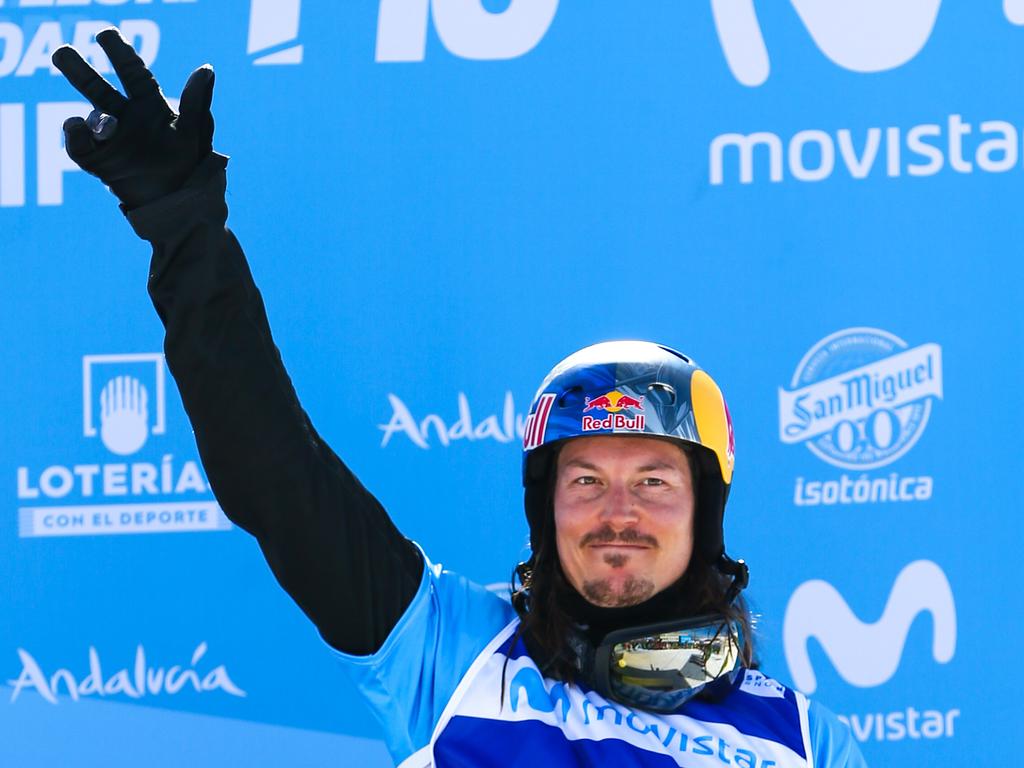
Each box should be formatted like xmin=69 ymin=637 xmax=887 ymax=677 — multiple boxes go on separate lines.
xmin=376 ymin=0 xmax=559 ymax=62
xmin=248 ymin=0 xmax=303 ymax=65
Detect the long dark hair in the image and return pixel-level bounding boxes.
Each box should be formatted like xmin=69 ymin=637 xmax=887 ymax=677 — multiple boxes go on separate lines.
xmin=508 ymin=446 xmax=757 ymax=683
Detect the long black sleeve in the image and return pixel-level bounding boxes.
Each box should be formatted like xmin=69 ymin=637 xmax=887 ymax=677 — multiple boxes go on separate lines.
xmin=126 ymin=153 xmax=423 ymax=655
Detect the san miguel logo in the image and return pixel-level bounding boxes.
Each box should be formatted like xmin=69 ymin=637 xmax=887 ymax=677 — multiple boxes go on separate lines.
xmin=582 ymin=391 xmax=646 ymax=432
xmin=779 ymin=329 xmax=942 ymax=506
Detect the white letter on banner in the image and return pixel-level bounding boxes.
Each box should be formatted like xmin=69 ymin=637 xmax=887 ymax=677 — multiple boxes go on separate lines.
xmin=0 ymin=23 xmax=25 ymax=78
xmin=248 ymin=0 xmax=300 ymax=53
xmin=378 ymin=394 xmax=429 ymax=448
xmin=71 ymin=21 xmax=115 ymax=74
xmin=777 ymin=344 xmax=942 ymax=444
xmin=432 ymin=0 xmax=558 ymax=60
xmin=8 ymin=649 xmax=57 ymax=704
xmin=119 ymin=20 xmax=159 ymax=68
xmin=836 ymin=128 xmax=881 ymax=179
xmin=1 ymin=103 xmax=25 ymax=207
xmin=376 ymin=0 xmax=430 ymax=62
xmin=976 ymin=120 xmax=1018 ymax=172
xmin=947 ymin=114 xmax=973 ymax=173
xmin=788 ymin=129 xmax=835 ymax=182
xmin=37 ymin=102 xmax=87 ymax=206
xmin=15 ymin=21 xmax=62 ymax=77
xmin=247 ymin=0 xmax=302 ymax=64
xmin=709 ymin=132 xmax=783 ymax=184
xmin=906 ymin=123 xmax=944 ymax=177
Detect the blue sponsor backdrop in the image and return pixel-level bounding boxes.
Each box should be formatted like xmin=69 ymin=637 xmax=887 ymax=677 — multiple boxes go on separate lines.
xmin=0 ymin=1 xmax=1018 ymax=764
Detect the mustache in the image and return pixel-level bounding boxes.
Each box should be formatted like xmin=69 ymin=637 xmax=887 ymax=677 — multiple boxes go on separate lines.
xmin=580 ymin=525 xmax=658 ymax=548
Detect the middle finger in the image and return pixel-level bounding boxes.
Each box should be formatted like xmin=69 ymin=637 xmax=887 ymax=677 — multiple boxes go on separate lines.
xmin=96 ymin=28 xmax=162 ymax=101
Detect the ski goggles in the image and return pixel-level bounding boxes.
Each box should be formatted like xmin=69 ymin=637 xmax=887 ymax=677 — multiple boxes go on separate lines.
xmin=591 ymin=614 xmax=743 ymax=713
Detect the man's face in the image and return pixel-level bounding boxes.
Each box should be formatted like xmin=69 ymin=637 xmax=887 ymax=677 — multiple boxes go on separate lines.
xmin=554 ymin=435 xmax=695 ymax=608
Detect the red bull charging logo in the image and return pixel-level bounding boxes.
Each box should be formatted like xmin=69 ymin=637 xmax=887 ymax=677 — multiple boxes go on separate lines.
xmin=581 ymin=390 xmax=646 ymax=432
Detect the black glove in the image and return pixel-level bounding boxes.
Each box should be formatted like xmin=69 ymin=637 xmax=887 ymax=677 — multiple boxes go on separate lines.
xmin=52 ymin=27 xmax=216 ymax=209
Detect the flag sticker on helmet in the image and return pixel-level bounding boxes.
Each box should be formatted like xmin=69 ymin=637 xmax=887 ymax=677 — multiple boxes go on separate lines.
xmin=691 ymin=370 xmax=735 ymax=484
xmin=523 ymin=393 xmax=556 ymax=450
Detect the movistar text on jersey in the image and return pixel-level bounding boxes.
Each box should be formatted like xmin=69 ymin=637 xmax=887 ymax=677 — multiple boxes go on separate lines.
xmin=710 ymin=114 xmax=1023 ymax=185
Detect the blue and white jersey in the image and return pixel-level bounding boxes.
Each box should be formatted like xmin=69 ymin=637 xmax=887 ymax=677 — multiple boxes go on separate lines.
xmin=332 ymin=555 xmax=866 ymax=767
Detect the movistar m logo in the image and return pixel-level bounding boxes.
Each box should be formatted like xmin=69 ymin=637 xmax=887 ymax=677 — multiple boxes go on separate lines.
xmin=510 ymin=667 xmax=570 ymax=722
xmin=783 ymin=560 xmax=956 ymax=694
xmin=711 ymin=0 xmax=942 ymax=87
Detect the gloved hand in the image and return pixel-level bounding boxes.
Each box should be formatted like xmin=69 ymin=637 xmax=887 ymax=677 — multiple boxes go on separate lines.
xmin=52 ymin=27 xmax=216 ymax=209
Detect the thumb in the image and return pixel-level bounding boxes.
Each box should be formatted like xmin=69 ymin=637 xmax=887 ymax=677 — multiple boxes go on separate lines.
xmin=177 ymin=65 xmax=215 ymax=149
xmin=62 ymin=116 xmax=97 ymax=163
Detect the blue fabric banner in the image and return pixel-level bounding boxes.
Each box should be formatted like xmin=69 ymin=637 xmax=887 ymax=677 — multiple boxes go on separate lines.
xmin=1 ymin=2 xmax=1016 ymax=764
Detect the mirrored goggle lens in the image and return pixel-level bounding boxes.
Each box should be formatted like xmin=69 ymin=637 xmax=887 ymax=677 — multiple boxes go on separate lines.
xmin=607 ymin=622 xmax=741 ymax=709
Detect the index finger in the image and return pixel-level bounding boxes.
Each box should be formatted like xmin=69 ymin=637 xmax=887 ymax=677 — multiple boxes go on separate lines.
xmin=96 ymin=28 xmax=162 ymax=100
xmin=52 ymin=45 xmax=127 ymax=115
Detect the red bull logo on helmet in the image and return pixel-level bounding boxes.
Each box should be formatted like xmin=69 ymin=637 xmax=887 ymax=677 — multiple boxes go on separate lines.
xmin=581 ymin=390 xmax=646 ymax=432
xmin=582 ymin=390 xmax=644 ymax=413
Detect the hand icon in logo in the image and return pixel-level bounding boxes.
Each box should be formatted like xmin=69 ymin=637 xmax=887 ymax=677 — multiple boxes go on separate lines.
xmin=99 ymin=375 xmax=150 ymax=455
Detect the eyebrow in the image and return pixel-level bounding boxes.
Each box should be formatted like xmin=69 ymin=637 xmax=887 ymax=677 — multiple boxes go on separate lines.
xmin=563 ymin=459 xmax=600 ymax=471
xmin=635 ymin=461 xmax=681 ymax=473
xmin=562 ymin=459 xmax=682 ymax=473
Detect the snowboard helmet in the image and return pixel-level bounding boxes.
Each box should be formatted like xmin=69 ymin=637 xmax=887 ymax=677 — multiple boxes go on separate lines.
xmin=521 ymin=341 xmax=747 ymax=588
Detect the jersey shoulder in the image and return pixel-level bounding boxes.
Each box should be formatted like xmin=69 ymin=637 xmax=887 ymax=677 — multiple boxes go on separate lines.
xmin=724 ymin=670 xmax=868 ymax=767
xmin=330 ymin=547 xmax=516 ymax=764
xmin=807 ymin=697 xmax=869 ymax=767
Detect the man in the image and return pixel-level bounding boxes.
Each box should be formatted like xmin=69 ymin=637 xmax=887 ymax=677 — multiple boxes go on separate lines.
xmin=52 ymin=29 xmax=866 ymax=767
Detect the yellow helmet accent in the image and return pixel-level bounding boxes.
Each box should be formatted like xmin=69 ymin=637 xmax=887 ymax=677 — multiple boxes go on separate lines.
xmin=691 ymin=369 xmax=735 ymax=485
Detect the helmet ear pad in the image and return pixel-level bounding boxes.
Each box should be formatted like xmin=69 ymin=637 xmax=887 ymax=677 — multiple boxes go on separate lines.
xmin=690 ymin=444 xmax=727 ymax=565
xmin=523 ymin=438 xmax=727 ymax=569
xmin=523 ymin=443 xmax=559 ymax=554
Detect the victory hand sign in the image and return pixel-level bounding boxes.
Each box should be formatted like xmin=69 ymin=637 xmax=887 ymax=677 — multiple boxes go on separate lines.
xmin=52 ymin=28 xmax=216 ymax=209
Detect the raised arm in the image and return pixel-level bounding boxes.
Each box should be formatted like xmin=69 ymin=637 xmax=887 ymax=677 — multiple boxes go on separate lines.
xmin=52 ymin=29 xmax=423 ymax=655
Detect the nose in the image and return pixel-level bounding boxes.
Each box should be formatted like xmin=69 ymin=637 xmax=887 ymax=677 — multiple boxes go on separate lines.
xmin=599 ymin=482 xmax=640 ymax=530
